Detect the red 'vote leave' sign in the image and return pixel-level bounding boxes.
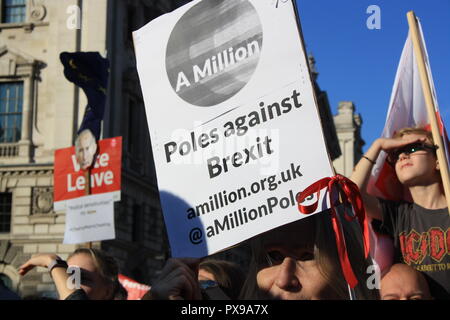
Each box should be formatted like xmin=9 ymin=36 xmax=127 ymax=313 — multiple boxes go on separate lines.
xmin=54 ymin=137 xmax=122 ymax=206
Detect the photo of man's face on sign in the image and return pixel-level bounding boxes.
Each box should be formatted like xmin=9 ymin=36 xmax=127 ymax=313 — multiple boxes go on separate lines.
xmin=75 ymin=129 xmax=98 ymax=170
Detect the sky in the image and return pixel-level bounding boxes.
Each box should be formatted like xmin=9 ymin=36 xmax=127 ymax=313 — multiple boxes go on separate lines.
xmin=294 ymin=0 xmax=450 ymax=151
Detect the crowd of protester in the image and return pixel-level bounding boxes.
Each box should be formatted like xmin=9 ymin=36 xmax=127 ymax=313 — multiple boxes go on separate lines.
xmin=6 ymin=126 xmax=449 ymax=300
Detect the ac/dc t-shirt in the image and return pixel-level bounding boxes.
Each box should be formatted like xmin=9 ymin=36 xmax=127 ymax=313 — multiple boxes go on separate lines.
xmin=379 ymin=199 xmax=450 ymax=300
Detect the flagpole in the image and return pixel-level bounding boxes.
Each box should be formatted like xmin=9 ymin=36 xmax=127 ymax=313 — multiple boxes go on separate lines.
xmin=407 ymin=11 xmax=450 ymax=214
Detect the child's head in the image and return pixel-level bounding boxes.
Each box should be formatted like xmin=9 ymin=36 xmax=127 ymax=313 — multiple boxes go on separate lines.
xmin=389 ymin=127 xmax=440 ymax=187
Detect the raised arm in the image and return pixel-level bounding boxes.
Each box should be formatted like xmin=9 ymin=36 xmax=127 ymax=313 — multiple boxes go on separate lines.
xmin=350 ymin=136 xmax=425 ymax=221
xmin=351 ymin=139 xmax=384 ymax=220
xmin=19 ymin=253 xmax=78 ymax=300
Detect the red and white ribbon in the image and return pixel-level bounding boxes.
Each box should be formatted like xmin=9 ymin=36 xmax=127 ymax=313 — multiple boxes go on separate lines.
xmin=296 ymin=175 xmax=370 ymax=289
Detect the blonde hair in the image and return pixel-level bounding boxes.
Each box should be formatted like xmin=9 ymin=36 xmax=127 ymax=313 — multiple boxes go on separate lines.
xmin=239 ymin=208 xmax=379 ymax=300
xmin=393 ymin=127 xmax=434 ymax=143
xmin=68 ymin=248 xmax=119 ymax=284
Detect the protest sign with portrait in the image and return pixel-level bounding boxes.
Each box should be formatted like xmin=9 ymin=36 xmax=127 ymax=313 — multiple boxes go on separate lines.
xmin=54 ymin=136 xmax=122 ymax=211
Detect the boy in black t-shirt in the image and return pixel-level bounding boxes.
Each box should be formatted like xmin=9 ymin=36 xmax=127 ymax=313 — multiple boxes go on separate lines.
xmin=351 ymin=127 xmax=450 ymax=299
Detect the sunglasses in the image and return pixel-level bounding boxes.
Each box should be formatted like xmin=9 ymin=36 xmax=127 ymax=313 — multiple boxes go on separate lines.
xmin=387 ymin=142 xmax=438 ymax=165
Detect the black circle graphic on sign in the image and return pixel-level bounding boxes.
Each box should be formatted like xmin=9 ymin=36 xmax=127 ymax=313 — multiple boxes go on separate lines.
xmin=166 ymin=0 xmax=263 ymax=107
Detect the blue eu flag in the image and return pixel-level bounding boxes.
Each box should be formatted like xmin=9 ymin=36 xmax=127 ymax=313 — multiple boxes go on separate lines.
xmin=60 ymin=52 xmax=109 ymax=141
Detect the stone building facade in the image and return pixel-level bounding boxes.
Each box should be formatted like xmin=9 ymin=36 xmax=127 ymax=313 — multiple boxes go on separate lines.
xmin=0 ymin=0 xmax=193 ymax=298
xmin=332 ymin=101 xmax=365 ymax=177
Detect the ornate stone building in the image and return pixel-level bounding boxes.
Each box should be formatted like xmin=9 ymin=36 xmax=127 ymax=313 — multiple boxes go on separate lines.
xmin=332 ymin=101 xmax=365 ymax=177
xmin=0 ymin=0 xmax=193 ymax=298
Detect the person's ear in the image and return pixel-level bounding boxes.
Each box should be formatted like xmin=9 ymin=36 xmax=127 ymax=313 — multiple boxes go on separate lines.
xmin=436 ymin=159 xmax=440 ymax=171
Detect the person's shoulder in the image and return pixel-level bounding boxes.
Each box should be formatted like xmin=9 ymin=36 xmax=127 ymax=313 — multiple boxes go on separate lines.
xmin=378 ymin=199 xmax=414 ymax=220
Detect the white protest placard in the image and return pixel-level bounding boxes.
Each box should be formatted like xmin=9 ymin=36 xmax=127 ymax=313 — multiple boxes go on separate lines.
xmin=133 ymin=0 xmax=333 ymax=257
xmin=63 ymin=192 xmax=115 ymax=244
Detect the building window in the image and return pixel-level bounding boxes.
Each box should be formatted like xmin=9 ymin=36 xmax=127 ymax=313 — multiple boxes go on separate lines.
xmin=0 ymin=193 xmax=12 ymax=233
xmin=2 ymin=0 xmax=26 ymax=23
xmin=0 ymin=82 xmax=23 ymax=143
